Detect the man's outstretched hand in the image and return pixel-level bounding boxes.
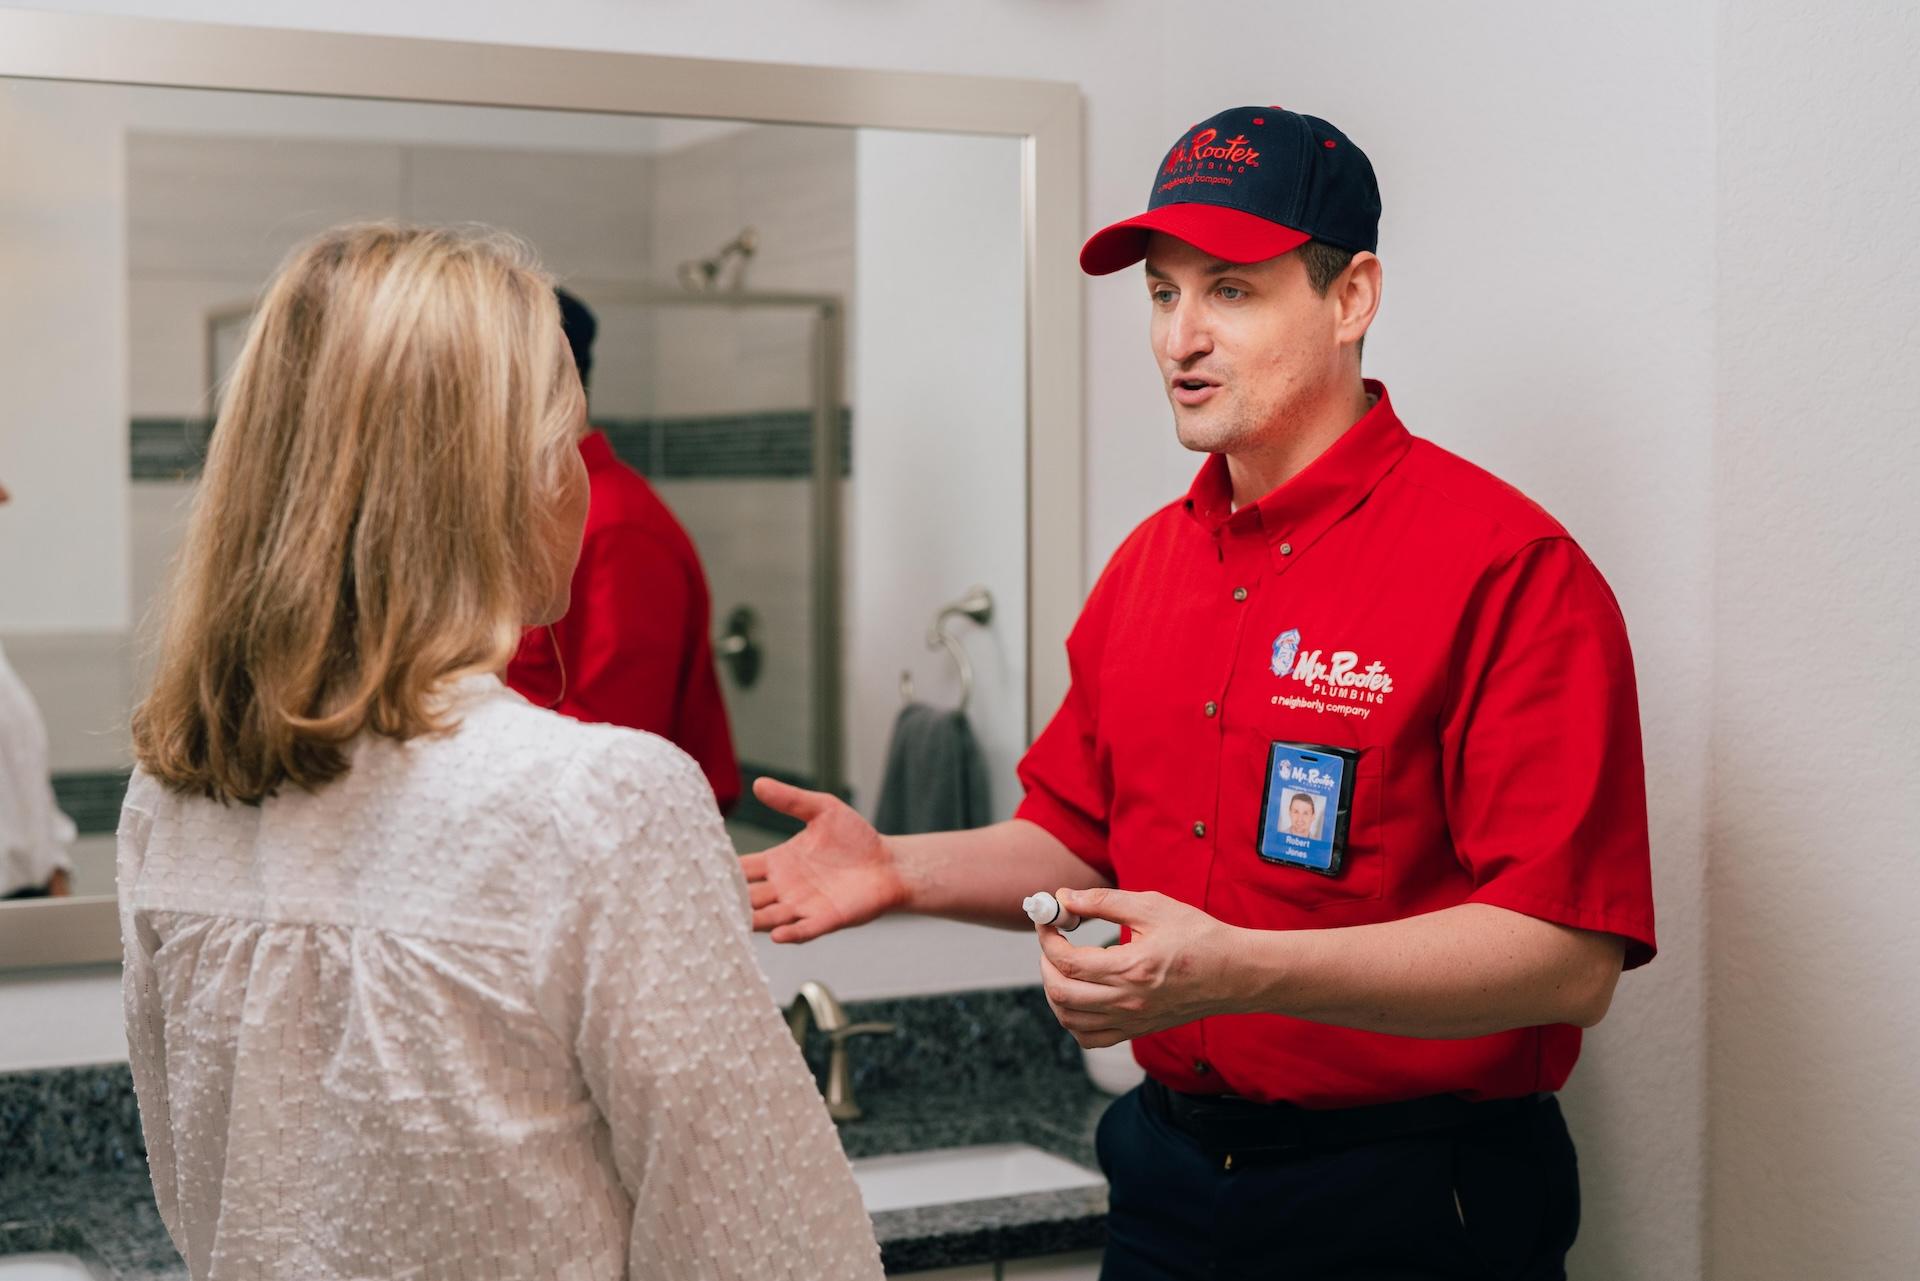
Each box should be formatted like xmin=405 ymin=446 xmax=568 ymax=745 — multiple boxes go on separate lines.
xmin=740 ymin=777 xmax=909 ymax=943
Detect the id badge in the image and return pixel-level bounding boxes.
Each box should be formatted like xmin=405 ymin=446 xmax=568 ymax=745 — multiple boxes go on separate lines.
xmin=1257 ymin=742 xmax=1360 ymax=876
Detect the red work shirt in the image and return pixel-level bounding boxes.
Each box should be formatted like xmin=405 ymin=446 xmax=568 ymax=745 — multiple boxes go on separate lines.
xmin=1016 ymin=380 xmax=1656 ymax=1108
xmin=507 ymin=431 xmax=742 ymax=812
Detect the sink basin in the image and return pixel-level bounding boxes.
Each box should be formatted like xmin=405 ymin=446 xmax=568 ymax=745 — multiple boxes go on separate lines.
xmin=0 ymin=1256 xmax=109 ymax=1281
xmin=849 ymin=1143 xmax=1105 ymax=1213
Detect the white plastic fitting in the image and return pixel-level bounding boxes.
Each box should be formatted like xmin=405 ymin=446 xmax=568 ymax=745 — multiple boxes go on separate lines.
xmin=1022 ymin=890 xmax=1082 ymax=931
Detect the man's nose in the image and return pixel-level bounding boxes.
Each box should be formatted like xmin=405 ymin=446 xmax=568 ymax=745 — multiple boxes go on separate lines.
xmin=1162 ymin=298 xmax=1212 ymax=364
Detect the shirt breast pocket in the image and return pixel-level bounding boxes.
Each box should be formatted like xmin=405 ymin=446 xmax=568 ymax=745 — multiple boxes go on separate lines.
xmin=1245 ymin=744 xmax=1387 ymax=911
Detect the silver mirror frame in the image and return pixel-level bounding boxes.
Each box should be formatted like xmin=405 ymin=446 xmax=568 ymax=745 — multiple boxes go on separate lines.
xmin=0 ymin=8 xmax=1084 ymax=970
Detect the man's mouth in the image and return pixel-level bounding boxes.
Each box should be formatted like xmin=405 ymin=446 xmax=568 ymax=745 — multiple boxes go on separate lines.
xmin=1171 ymin=376 xmax=1219 ymax=406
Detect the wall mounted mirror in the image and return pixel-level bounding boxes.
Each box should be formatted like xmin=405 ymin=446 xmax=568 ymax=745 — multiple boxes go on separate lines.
xmin=0 ymin=10 xmax=1083 ymax=970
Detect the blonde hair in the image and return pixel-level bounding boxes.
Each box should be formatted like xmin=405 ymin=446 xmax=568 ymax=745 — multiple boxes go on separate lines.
xmin=132 ymin=223 xmax=584 ymax=804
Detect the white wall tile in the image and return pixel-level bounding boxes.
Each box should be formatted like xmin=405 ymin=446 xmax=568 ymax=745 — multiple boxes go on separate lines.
xmin=127 ymin=132 xmax=406 ymax=280
xmin=0 ymin=633 xmax=133 ymax=772
xmin=403 ymin=144 xmax=652 ymax=280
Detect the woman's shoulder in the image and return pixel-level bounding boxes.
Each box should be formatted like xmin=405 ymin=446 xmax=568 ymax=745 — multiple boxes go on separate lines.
xmin=454 ymin=678 xmax=709 ymax=813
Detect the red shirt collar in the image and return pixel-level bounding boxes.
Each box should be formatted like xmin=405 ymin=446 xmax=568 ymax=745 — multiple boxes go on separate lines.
xmin=1183 ymin=378 xmax=1412 ymax=570
xmin=579 ymin=429 xmax=618 ymax=473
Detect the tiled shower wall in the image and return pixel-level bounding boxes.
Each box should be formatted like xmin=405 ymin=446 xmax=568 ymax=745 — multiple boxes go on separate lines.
xmin=645 ymin=123 xmax=856 ymax=793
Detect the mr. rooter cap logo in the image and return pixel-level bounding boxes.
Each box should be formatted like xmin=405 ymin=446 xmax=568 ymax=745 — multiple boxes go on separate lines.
xmin=1159 ymin=124 xmax=1263 ymax=196
xmin=1163 ymin=127 xmax=1262 ymax=175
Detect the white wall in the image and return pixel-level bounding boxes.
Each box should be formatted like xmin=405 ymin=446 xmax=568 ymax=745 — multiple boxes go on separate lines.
xmin=0 ymin=81 xmax=131 ymax=634
xmin=848 ymin=130 xmax=1027 ymax=826
xmin=1710 ymin=2 xmax=1920 ymax=1277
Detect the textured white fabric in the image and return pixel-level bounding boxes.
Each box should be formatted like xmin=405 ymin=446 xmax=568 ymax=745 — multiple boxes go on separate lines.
xmin=118 ymin=674 xmax=882 ymax=1280
xmin=0 ymin=640 xmax=75 ymax=897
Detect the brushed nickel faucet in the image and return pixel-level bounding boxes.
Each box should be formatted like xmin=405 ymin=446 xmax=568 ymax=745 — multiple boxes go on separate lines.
xmin=785 ymin=980 xmax=895 ymax=1122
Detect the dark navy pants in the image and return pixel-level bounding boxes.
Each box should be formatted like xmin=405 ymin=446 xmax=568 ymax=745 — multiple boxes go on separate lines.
xmin=1094 ymin=1084 xmax=1581 ymax=1281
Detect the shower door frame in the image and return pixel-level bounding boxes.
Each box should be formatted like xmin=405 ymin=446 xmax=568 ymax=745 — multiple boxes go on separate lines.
xmin=567 ymin=283 xmax=848 ymax=801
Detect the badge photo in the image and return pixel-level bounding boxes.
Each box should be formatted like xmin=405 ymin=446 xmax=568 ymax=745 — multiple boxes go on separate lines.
xmin=1257 ymin=741 xmax=1360 ymax=876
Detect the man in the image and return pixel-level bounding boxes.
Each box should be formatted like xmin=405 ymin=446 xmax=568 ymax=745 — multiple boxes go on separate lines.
xmin=506 ymin=290 xmax=742 ymax=812
xmin=745 ymin=106 xmax=1655 ymax=1279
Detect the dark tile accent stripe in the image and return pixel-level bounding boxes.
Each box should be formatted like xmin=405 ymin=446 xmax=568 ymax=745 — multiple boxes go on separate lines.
xmin=51 ymin=771 xmax=133 ymax=837
xmin=655 ymin=408 xmax=854 ymax=479
xmin=129 ymin=418 xmax=212 ymax=480
xmin=130 ymin=410 xmax=851 ymax=482
xmin=596 ymin=418 xmax=654 ymax=473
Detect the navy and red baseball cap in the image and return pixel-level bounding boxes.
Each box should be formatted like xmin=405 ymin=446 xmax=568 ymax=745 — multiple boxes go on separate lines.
xmin=1080 ymin=106 xmax=1381 ymax=276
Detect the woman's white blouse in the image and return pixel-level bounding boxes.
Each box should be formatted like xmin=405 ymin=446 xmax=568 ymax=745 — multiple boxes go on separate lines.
xmin=117 ymin=675 xmax=882 ymax=1280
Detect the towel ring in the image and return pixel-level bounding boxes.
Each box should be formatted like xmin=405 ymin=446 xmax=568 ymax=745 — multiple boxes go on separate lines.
xmin=899 ymin=586 xmax=994 ymax=713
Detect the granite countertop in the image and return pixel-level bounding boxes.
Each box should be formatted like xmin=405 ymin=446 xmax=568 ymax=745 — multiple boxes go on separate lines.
xmin=0 ymin=986 xmax=1117 ymax=1277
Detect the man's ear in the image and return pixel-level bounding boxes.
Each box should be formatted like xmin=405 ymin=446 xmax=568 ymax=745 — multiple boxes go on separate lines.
xmin=1337 ymin=252 xmax=1383 ymax=350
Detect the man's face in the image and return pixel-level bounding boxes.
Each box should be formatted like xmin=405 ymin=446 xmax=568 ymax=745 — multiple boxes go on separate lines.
xmin=1287 ymin=795 xmax=1316 ymax=836
xmin=1145 ymin=231 xmax=1348 ymax=455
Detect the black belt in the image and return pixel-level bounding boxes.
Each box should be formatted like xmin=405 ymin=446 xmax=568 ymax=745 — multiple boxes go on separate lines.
xmin=1143 ymin=1077 xmax=1546 ymax=1166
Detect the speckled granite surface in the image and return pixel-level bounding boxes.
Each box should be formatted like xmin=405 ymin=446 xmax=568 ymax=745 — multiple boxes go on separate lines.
xmin=0 ymin=985 xmax=1116 ymax=1276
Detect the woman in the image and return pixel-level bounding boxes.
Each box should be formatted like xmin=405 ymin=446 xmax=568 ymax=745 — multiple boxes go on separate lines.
xmin=119 ymin=224 xmax=882 ymax=1280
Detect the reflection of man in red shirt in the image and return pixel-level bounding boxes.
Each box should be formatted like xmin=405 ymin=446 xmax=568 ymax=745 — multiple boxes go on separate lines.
xmin=507 ymin=290 xmax=741 ymax=812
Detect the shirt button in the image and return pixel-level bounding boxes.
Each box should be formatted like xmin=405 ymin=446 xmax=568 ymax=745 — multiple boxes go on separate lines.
xmin=1279 ymin=542 xmax=1293 ymax=556
xmin=1232 ymin=586 xmax=1248 ymax=602
xmin=1203 ymin=700 xmax=1218 ymax=717
xmin=1193 ymin=1059 xmax=1212 ymax=1076
xmin=1192 ymin=821 xmax=1207 ymax=838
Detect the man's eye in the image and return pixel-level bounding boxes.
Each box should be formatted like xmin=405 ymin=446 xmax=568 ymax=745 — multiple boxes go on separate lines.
xmin=1151 ymin=288 xmax=1177 ymax=304
xmin=1218 ymin=285 xmax=1246 ymax=300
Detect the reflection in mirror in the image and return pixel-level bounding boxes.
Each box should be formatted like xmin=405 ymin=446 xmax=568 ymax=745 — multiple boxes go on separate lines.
xmin=0 ymin=77 xmax=1026 ymax=916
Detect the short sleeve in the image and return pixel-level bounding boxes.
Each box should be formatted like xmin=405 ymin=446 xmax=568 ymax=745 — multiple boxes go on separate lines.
xmin=1442 ymin=538 xmax=1657 ymax=969
xmin=1015 ymin=571 xmax=1118 ymax=878
xmin=530 ymin=732 xmax=882 ymax=1280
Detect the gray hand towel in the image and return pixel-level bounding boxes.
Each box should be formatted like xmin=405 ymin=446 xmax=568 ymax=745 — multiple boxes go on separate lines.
xmin=873 ymin=702 xmax=991 ymax=835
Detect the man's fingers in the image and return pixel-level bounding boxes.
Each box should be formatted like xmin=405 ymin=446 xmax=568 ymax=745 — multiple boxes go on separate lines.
xmin=1037 ymin=923 xmax=1128 ymax=982
xmin=1059 ymin=886 xmax=1155 ymax=928
xmin=769 ymin=914 xmax=834 ymax=944
xmin=752 ymin=776 xmax=834 ymax=823
xmin=748 ymin=881 xmax=781 ymax=910
xmin=753 ymin=902 xmax=799 ymax=933
xmin=1038 ymin=948 xmax=1120 ymax=1014
xmin=739 ymin=851 xmax=769 ymax=882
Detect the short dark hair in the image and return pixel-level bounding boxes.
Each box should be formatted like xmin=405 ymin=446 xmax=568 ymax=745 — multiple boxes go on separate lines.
xmin=1296 ymin=240 xmax=1365 ymax=363
xmin=554 ymin=287 xmax=597 ymax=392
xmin=1296 ymin=240 xmax=1354 ymax=294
